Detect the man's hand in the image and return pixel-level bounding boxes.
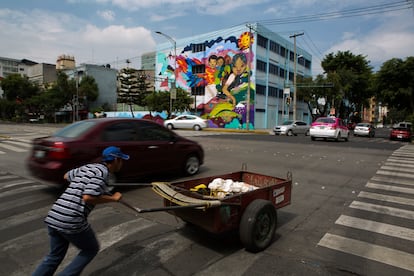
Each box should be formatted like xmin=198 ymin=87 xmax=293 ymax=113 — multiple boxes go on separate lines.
xmin=112 ymin=192 xmax=122 ymax=202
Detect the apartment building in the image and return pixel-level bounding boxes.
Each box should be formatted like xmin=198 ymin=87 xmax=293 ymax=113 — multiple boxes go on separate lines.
xmin=155 ymin=23 xmax=312 ymax=129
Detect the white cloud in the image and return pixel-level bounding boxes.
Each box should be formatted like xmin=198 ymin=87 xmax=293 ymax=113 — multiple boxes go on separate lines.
xmin=97 ymin=9 xmax=115 ymax=21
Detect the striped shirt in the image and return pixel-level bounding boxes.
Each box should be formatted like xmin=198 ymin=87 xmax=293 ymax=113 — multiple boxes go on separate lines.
xmin=44 ymin=163 xmax=110 ymax=234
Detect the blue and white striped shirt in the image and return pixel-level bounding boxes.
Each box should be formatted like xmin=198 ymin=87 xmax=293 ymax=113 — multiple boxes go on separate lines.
xmin=44 ymin=163 xmax=110 ymax=234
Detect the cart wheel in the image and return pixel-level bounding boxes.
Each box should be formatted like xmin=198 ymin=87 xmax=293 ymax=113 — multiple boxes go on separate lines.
xmin=239 ymin=199 xmax=277 ymax=253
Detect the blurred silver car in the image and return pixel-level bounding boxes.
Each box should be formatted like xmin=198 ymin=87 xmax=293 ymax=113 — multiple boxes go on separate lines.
xmin=164 ymin=115 xmax=207 ymax=131
xmin=273 ymin=120 xmax=310 ymax=136
xmin=354 ymin=123 xmax=375 ymax=137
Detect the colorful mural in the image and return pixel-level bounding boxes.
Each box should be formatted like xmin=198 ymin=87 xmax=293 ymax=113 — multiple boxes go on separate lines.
xmin=157 ymin=31 xmax=256 ymax=129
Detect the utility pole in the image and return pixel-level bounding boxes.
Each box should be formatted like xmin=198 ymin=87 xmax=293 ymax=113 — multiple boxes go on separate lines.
xmin=156 ymin=31 xmax=176 ymax=118
xmin=246 ymin=24 xmax=253 ymax=131
xmin=289 ymin=32 xmax=304 ymax=120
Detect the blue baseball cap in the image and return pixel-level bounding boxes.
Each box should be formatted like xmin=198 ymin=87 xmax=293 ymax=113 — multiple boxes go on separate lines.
xmin=102 ymin=146 xmax=130 ymax=162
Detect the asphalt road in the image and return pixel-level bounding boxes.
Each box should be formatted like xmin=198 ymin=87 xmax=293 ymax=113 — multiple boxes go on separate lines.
xmin=0 ymin=123 xmax=413 ymax=276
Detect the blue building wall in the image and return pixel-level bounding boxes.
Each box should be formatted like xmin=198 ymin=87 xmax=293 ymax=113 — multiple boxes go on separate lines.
xmin=156 ymin=23 xmax=312 ymax=129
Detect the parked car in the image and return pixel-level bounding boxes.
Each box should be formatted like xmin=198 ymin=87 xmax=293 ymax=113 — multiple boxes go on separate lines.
xmin=390 ymin=126 xmax=412 ymax=142
xmin=353 ymin=123 xmax=375 ymax=137
xmin=164 ymin=115 xmax=207 ymax=131
xmin=26 ymin=118 xmax=204 ymax=185
xmin=273 ymin=120 xmax=310 ymax=136
xmin=309 ymin=117 xmax=349 ymax=141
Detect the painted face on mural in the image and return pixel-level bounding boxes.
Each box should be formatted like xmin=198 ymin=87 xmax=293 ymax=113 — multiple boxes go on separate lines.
xmin=232 ymin=56 xmax=247 ymax=75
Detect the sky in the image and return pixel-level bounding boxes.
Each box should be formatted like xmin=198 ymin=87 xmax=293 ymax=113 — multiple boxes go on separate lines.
xmin=0 ymin=0 xmax=413 ymax=76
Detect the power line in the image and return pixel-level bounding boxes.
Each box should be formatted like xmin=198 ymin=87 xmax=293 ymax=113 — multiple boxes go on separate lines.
xmin=258 ymin=1 xmax=412 ymax=25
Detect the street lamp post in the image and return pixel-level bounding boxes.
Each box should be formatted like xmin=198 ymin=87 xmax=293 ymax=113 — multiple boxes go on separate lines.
xmin=155 ymin=31 xmax=176 ymax=118
xmin=289 ymin=32 xmax=304 ymax=121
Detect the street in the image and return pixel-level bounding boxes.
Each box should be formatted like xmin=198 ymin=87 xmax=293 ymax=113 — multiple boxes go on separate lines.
xmin=0 ymin=123 xmax=413 ymax=275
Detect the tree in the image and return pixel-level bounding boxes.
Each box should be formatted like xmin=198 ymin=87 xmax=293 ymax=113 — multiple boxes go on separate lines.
xmin=374 ymin=56 xmax=414 ymax=123
xmin=0 ymin=74 xmax=39 ymax=102
xmin=78 ymin=75 xmax=99 ymax=112
xmin=146 ymin=88 xmax=193 ymax=118
xmin=321 ymin=51 xmax=373 ymax=119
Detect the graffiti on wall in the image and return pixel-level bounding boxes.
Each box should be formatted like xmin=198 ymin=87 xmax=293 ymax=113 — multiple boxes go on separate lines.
xmin=157 ymin=31 xmax=255 ymax=129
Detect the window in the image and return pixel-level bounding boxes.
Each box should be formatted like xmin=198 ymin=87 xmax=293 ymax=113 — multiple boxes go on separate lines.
xmin=279 ymin=68 xmax=285 ymax=78
xmin=256 ymin=84 xmax=266 ymax=95
xmin=280 ymin=46 xmax=286 ymax=57
xmin=269 ymin=41 xmax=279 ymax=54
xmin=136 ymin=121 xmax=173 ymax=141
xmin=257 ymin=60 xmax=267 ymax=72
xmin=269 ymin=86 xmax=279 ymax=97
xmin=102 ymin=122 xmax=137 ymax=141
xmin=269 ymin=63 xmax=278 ymax=75
xmin=257 ymin=34 xmax=268 ymax=48
xmin=192 ymin=64 xmax=205 ymax=74
xmin=191 ymin=86 xmax=205 ymax=96
xmin=192 ymin=43 xmax=205 ymax=53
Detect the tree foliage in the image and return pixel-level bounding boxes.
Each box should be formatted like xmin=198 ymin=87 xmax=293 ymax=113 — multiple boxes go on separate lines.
xmin=374 ymin=57 xmax=414 ymax=121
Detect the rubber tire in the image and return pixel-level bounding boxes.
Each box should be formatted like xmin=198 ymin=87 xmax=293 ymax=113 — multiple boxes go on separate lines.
xmin=239 ymin=199 xmax=277 ymax=253
xmin=311 ymin=136 xmax=315 ymax=141
xmin=184 ymin=155 xmax=200 ymax=176
xmin=167 ymin=124 xmax=174 ymax=130
xmin=193 ymin=124 xmax=201 ymax=131
xmin=335 ymin=132 xmax=341 ymax=142
xmin=344 ymin=132 xmax=349 ymax=142
xmin=287 ymin=130 xmax=293 ymax=136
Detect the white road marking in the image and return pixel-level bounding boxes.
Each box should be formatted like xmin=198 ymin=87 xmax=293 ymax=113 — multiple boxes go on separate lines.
xmin=318 ymin=233 xmax=414 ymax=272
xmin=349 ymin=200 xmax=414 ymax=220
xmin=366 ymin=182 xmax=414 ymax=195
xmin=358 ymin=191 xmax=414 ymax=206
xmin=335 ymin=215 xmax=414 ymax=241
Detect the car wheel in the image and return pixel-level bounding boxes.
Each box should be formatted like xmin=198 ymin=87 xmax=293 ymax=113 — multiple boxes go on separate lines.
xmin=344 ymin=132 xmax=349 ymax=142
xmin=305 ymin=130 xmax=310 ymax=136
xmin=193 ymin=125 xmax=201 ymax=131
xmin=335 ymin=132 xmax=341 ymax=142
xmin=287 ymin=130 xmax=293 ymax=136
xmin=184 ymin=155 xmax=200 ymax=175
xmin=311 ymin=136 xmax=315 ymax=141
xmin=166 ymin=123 xmax=174 ymax=130
xmin=239 ymin=199 xmax=277 ymax=253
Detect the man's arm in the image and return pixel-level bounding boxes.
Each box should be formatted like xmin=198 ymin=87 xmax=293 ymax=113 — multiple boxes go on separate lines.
xmin=83 ymin=192 xmax=122 ymax=205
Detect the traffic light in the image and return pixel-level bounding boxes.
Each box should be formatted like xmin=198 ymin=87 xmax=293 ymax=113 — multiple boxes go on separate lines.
xmin=286 ymin=97 xmax=291 ymax=105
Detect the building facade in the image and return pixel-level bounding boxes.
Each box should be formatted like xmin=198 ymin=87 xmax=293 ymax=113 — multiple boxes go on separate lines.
xmin=155 ymin=23 xmax=312 ymax=129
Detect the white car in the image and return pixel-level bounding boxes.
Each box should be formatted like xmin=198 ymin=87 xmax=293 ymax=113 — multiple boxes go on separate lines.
xmin=353 ymin=123 xmax=375 ymax=137
xmin=310 ymin=117 xmax=349 ymax=141
xmin=273 ymin=120 xmax=310 ymax=136
xmin=164 ymin=115 xmax=207 ymax=131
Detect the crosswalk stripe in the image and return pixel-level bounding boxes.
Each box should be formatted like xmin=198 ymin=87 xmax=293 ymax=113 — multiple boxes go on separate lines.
xmin=56 ymin=218 xmax=157 ymax=274
xmin=318 ymin=233 xmax=414 ymax=272
xmin=371 ymin=176 xmax=414 ymax=186
xmin=0 ymin=142 xmax=27 ymax=152
xmin=366 ymin=181 xmax=414 ymax=194
xmin=380 ymin=165 xmax=414 ymax=174
xmin=358 ymin=191 xmax=414 ymax=206
xmin=349 ymin=200 xmax=414 ymax=220
xmin=376 ymin=170 xmax=414 ymax=179
xmin=0 ymin=206 xmax=50 ymax=231
xmin=387 ymin=158 xmax=414 ymax=164
xmin=3 ymin=140 xmax=32 ymax=148
xmin=366 ymin=182 xmax=414 ymax=194
xmin=384 ymin=161 xmax=414 ymax=169
xmin=335 ymin=215 xmax=414 ymax=241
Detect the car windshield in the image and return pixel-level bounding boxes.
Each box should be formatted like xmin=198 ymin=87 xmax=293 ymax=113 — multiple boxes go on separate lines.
xmin=315 ymin=118 xmax=335 ymax=124
xmin=53 ymin=121 xmax=97 ymax=138
xmin=282 ymin=120 xmax=294 ymax=125
xmin=357 ymin=123 xmax=370 ymax=127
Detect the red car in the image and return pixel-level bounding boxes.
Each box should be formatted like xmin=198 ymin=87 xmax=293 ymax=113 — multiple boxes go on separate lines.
xmin=390 ymin=127 xmax=412 ymax=142
xmin=26 ymin=118 xmax=204 ymax=185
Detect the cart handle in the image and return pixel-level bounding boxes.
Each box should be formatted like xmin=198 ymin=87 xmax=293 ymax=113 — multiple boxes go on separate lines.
xmin=118 ymin=199 xmax=239 ymax=214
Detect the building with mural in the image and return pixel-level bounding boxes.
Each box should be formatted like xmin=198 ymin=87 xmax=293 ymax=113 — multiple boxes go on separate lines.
xmin=155 ymin=23 xmax=312 ymax=130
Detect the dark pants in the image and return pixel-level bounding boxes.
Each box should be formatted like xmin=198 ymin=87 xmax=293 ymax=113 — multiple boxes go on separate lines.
xmin=32 ymin=226 xmax=100 ymax=276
